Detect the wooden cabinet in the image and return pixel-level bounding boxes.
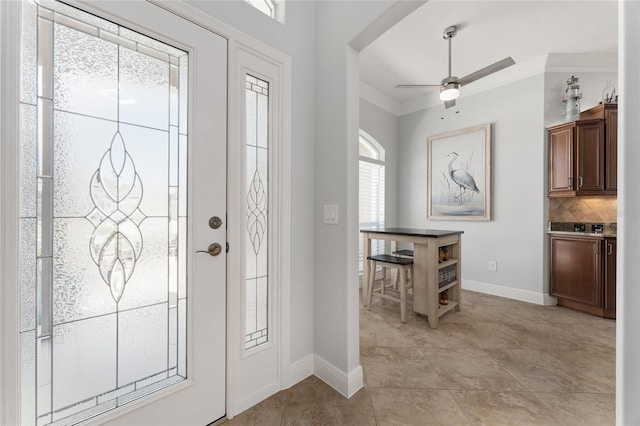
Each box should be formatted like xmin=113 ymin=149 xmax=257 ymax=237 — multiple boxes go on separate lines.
xmin=547 ymin=104 xmax=616 ymax=197
xmin=435 ymin=240 xmax=461 ymax=322
xmin=414 ymin=233 xmax=463 ymax=329
xmin=576 ymin=120 xmax=605 ymax=193
xmin=604 ymin=238 xmax=616 ymax=319
xmin=549 ymin=234 xmax=616 ymax=318
xmin=550 ymin=235 xmax=602 ymax=313
xmin=548 ymin=123 xmax=574 ymax=194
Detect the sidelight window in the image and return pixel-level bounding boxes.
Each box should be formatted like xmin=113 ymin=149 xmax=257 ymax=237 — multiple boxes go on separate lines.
xmin=244 ymin=74 xmax=270 ymax=350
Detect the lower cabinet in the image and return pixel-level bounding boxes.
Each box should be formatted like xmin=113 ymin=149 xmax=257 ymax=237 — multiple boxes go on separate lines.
xmin=550 ymin=235 xmax=616 ymax=318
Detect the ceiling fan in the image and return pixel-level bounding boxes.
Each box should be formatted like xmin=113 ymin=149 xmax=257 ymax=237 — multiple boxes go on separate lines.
xmin=396 ymin=26 xmax=515 ymax=109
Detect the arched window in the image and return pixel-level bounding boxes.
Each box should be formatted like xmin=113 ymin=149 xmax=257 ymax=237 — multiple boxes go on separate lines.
xmin=359 ymin=130 xmax=385 ymax=273
xmin=244 ymin=0 xmax=282 ymax=20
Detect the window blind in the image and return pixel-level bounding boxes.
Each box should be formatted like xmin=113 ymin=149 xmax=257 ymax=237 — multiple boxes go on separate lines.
xmin=359 ymin=160 xmax=385 ymax=273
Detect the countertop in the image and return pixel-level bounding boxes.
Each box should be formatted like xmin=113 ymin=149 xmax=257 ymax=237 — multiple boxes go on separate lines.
xmin=548 ymin=222 xmax=616 ymax=238
xmin=360 ymin=227 xmax=464 ymax=237
xmin=546 ymin=230 xmax=616 ymax=238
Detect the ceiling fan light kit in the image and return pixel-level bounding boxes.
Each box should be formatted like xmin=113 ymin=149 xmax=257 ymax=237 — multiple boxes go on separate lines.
xmin=440 ymin=82 xmax=460 ymax=101
xmin=396 ymin=25 xmax=515 ymax=109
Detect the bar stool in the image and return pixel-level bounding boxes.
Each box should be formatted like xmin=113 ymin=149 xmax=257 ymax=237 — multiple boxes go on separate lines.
xmin=390 ymin=248 xmax=413 ymax=289
xmin=366 ymin=254 xmax=413 ymax=323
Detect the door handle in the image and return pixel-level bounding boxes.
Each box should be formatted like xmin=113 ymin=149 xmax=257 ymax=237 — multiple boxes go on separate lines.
xmin=197 ymin=243 xmax=222 ymax=256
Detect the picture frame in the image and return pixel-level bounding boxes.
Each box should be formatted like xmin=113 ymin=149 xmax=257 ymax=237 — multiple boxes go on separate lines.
xmin=427 ymin=123 xmax=491 ymax=221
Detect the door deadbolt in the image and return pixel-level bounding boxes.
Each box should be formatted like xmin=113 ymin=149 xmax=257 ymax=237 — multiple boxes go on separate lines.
xmin=209 ymin=216 xmax=223 ymax=229
xmin=196 ymin=243 xmax=222 ymax=256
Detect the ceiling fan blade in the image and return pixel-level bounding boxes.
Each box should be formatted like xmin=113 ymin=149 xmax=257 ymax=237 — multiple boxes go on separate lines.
xmin=457 ymin=57 xmax=515 ymax=86
xmin=395 ymin=84 xmax=442 ymax=89
xmin=444 ymin=99 xmax=456 ymax=109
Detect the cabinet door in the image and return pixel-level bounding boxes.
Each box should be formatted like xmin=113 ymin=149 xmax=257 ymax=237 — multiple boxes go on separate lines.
xmin=604 ymin=238 xmax=616 ymax=319
xmin=548 ymin=125 xmax=574 ymax=194
xmin=605 ymin=109 xmax=618 ymax=192
xmin=576 ymin=120 xmax=605 ymax=193
xmin=550 ymin=236 xmax=602 ymax=307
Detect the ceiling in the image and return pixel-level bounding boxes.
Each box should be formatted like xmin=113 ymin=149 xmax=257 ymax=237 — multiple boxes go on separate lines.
xmin=359 ymin=0 xmax=618 ymax=110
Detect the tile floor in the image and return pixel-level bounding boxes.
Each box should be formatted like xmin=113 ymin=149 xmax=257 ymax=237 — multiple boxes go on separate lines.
xmin=225 ymin=290 xmax=615 ymax=425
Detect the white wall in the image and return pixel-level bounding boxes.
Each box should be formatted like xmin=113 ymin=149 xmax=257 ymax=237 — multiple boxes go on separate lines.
xmin=313 ymin=0 xmax=404 ymax=381
xmin=397 ymin=75 xmax=549 ymax=302
xmin=359 ymin=99 xmax=399 ymax=228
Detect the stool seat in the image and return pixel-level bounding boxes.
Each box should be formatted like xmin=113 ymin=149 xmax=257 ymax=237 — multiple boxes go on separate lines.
xmin=392 ymin=249 xmax=414 ymax=258
xmin=367 ymin=254 xmax=413 ymax=266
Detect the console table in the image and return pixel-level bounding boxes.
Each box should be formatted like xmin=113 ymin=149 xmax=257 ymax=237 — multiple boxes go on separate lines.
xmin=361 ymin=228 xmax=463 ymax=329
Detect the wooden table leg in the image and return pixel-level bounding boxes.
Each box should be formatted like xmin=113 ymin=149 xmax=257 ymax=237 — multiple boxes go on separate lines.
xmin=413 ymin=242 xmax=439 ymax=329
xmin=362 ymin=232 xmax=370 ymax=306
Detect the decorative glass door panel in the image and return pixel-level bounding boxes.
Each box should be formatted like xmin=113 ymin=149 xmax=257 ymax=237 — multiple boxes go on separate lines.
xmin=244 ymin=74 xmax=269 ymax=350
xmin=19 ymin=1 xmax=190 ymax=424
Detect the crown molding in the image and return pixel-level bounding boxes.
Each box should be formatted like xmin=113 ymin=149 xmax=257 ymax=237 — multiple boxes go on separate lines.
xmin=545 ymin=52 xmax=618 ymax=72
xmin=359 ymin=81 xmax=403 ymax=116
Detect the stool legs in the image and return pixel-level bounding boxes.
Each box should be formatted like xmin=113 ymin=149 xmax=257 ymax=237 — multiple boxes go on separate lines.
xmin=366 ymin=259 xmax=412 ymax=323
xmin=399 ymin=267 xmax=407 ymax=323
xmin=366 ymin=259 xmax=375 ymax=310
xmin=380 ymin=267 xmax=386 ymax=305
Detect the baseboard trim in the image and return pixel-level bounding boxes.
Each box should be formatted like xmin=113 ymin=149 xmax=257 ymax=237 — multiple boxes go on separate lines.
xmin=313 ymin=355 xmax=363 ymax=398
xmin=462 ymin=279 xmax=557 ymax=306
xmin=287 ymin=354 xmax=314 ymax=388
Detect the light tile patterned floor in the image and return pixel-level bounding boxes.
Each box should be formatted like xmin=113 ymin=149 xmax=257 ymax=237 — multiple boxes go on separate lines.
xmin=224 ymin=290 xmax=615 ymax=425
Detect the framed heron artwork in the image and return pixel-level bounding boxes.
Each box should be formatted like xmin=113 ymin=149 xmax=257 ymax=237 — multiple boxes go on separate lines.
xmin=427 ymin=123 xmax=491 ymax=221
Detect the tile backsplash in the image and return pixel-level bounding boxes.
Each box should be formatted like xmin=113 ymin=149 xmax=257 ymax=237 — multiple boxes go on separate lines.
xmin=548 ymin=196 xmax=617 ymax=222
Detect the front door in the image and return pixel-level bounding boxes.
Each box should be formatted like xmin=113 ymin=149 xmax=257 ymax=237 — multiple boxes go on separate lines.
xmin=16 ymin=1 xmax=226 ymax=424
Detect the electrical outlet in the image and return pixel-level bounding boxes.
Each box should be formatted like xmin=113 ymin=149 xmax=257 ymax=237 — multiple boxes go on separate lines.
xmin=488 ymin=260 xmax=497 ymax=271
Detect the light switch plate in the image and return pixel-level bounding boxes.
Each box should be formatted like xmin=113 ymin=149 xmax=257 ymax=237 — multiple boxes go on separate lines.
xmin=323 ymin=204 xmax=339 ymax=225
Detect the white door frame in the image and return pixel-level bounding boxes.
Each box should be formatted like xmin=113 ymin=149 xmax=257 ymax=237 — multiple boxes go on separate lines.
xmin=0 ymin=1 xmax=23 ymax=423
xmin=0 ymin=1 xmax=292 ymax=424
xmin=226 ymin=40 xmax=291 ymax=417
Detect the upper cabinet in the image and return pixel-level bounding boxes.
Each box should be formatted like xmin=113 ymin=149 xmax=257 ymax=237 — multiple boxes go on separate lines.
xmin=548 ymin=122 xmax=574 ymax=194
xmin=547 ymin=103 xmax=617 ymax=197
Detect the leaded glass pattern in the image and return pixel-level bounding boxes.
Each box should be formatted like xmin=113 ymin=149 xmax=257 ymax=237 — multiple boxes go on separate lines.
xmin=86 ymin=132 xmax=146 ymax=303
xmin=245 ymin=75 xmax=269 ymax=350
xmin=19 ymin=1 xmax=188 ymax=424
